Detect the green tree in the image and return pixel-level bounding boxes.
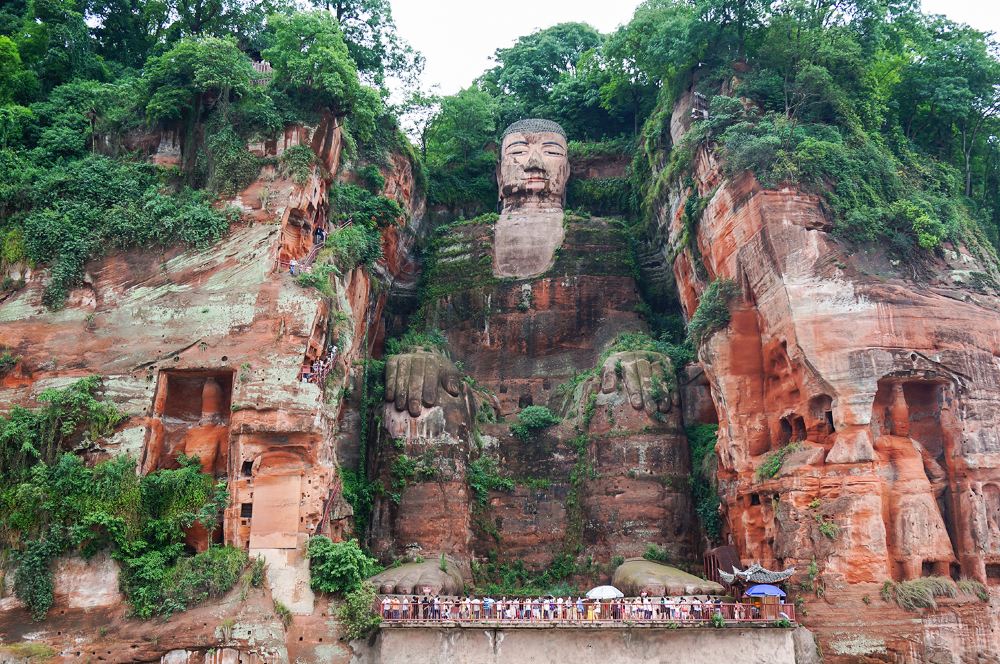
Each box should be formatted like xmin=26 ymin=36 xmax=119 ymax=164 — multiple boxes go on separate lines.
xmin=894 ymin=17 xmax=1000 ymax=196
xmin=604 ymin=0 xmax=700 ymax=91
xmin=13 ymin=0 xmax=103 ymax=93
xmin=143 ymin=35 xmax=254 ymax=127
xmin=692 ymin=0 xmax=773 ymax=60
xmin=263 ymin=10 xmax=362 ymax=116
xmin=479 ymin=22 xmax=603 ymax=129
xmin=539 ymin=48 xmax=643 ymax=139
xmin=0 ymin=36 xmax=26 ymax=104
xmin=337 ymin=582 xmax=382 ymax=640
xmin=319 ymin=0 xmax=423 ymax=86
xmin=80 ymin=0 xmax=170 ymax=68
xmin=160 ymin=0 xmax=280 ymax=47
xmin=398 ymin=87 xmax=439 ymax=158
xmin=424 ymin=87 xmax=497 ymax=208
xmin=306 ymin=536 xmax=381 ymax=594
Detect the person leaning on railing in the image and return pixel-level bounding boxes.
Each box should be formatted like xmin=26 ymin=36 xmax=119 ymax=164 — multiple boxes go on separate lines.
xmin=376 ymin=595 xmax=792 ymax=625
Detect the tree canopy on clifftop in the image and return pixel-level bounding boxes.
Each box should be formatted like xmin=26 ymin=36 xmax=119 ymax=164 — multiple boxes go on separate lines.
xmin=0 ymin=0 xmax=418 ymax=307
xmin=424 ymin=1 xmax=1000 ymax=257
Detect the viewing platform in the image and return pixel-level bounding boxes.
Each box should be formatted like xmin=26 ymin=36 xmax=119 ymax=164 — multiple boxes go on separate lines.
xmin=375 ymin=595 xmax=796 ymax=628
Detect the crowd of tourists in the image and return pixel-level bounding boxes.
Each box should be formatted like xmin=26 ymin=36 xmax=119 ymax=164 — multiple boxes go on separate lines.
xmin=301 ymin=346 xmax=337 ymax=384
xmin=377 ymin=594 xmax=782 ymax=623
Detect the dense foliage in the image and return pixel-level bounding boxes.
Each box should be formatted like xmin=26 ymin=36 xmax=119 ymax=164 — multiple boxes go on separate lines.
xmin=0 ymin=378 xmax=236 ymax=621
xmin=630 ymin=0 xmax=999 ymax=255
xmin=421 ymin=21 xmax=654 ymax=212
xmin=421 ymin=0 xmax=998 ymax=256
xmin=0 ymin=0 xmax=419 ymax=307
xmin=336 ymin=582 xmax=382 ymax=640
xmin=687 ymin=278 xmax=739 ymax=346
xmin=467 ymin=456 xmax=515 ymax=505
xmin=306 ymin=536 xmax=381 ymax=594
xmin=509 ymin=405 xmax=561 ymax=441
xmin=0 ymin=375 xmax=124 ymax=478
xmin=686 ymin=424 xmax=721 ymax=542
xmin=473 ymin=553 xmax=588 ymax=597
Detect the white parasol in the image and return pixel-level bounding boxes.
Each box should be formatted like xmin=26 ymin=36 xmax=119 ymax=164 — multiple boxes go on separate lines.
xmin=585 ymin=585 xmax=624 ymax=600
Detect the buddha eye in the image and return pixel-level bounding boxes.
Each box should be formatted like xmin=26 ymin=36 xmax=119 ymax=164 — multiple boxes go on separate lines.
xmin=544 ymin=151 xmax=564 ymax=157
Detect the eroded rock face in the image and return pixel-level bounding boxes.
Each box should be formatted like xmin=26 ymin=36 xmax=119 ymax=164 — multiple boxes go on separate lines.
xmin=660 ymin=87 xmax=1000 ymax=660
xmin=0 ymin=117 xmax=423 ymax=662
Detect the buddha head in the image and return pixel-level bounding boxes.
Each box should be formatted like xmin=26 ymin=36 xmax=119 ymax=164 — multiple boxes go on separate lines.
xmin=497 ymin=119 xmax=570 ymax=211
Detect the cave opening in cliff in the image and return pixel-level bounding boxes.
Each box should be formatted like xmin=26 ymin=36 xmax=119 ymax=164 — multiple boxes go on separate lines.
xmin=159 ymin=369 xmax=235 ymax=423
xmin=778 ymin=418 xmax=792 ymax=446
xmin=986 ymin=564 xmax=1000 ymax=586
xmin=140 ymin=369 xmax=237 ymax=552
xmin=872 ymin=378 xmax=949 ymax=456
xmin=777 ymin=414 xmax=806 ymax=446
xmin=142 ymin=369 xmax=235 ymax=477
xmin=808 ymin=394 xmax=836 ymax=441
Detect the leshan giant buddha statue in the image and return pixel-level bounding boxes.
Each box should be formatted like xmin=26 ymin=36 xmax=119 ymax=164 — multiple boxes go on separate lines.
xmin=367 ymin=119 xmax=698 ymax=592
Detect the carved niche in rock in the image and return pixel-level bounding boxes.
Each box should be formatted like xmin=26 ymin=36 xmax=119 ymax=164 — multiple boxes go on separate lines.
xmin=872 ymin=379 xmax=956 ymax=580
xmin=141 ymin=370 xmax=234 ymax=551
xmin=141 ymin=370 xmax=233 ymax=477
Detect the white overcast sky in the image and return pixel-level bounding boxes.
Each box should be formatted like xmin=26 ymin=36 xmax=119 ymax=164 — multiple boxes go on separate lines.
xmin=389 ymin=0 xmax=1000 ymax=95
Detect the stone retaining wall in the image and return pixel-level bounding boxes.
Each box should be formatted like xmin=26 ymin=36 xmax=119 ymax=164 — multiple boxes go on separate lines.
xmin=362 ymin=625 xmax=802 ymax=664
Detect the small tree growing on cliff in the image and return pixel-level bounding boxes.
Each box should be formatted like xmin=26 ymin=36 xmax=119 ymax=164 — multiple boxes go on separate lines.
xmin=687 ymin=278 xmax=739 ymax=346
xmin=337 ymin=581 xmax=382 ymax=640
xmin=510 ymin=405 xmax=561 ymax=441
xmin=307 ymin=536 xmax=381 ymax=594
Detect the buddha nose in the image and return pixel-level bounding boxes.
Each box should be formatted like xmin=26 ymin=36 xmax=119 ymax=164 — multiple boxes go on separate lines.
xmin=525 ymin=149 xmax=545 ymax=171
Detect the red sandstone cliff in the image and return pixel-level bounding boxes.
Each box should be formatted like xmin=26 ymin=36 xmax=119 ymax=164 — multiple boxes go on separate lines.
xmin=0 ymin=115 xmax=424 ymax=662
xmin=660 ymin=86 xmax=1000 ymax=662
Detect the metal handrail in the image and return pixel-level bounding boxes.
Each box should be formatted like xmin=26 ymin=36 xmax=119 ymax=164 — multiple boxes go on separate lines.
xmin=300 ymin=350 xmax=337 ymax=385
xmin=277 ymin=236 xmax=326 ymax=272
xmin=373 ymin=595 xmax=795 ymax=626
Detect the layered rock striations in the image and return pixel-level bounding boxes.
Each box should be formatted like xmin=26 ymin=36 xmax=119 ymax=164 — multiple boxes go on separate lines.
xmin=658 ymin=87 xmax=1000 ymax=661
xmin=0 ymin=117 xmax=423 ymax=662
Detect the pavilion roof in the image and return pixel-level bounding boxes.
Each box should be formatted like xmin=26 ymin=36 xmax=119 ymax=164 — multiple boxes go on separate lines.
xmin=719 ymin=562 xmax=795 ymax=585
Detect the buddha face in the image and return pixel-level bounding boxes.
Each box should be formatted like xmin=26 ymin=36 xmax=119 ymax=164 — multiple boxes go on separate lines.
xmin=498 ymin=130 xmax=570 ymax=210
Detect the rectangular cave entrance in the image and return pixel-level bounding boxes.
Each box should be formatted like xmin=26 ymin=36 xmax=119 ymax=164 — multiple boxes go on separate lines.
xmin=159 ymin=369 xmax=235 ymax=422
xmin=142 ymin=369 xmax=236 ymax=552
xmin=143 ymin=368 xmax=235 ymax=476
xmin=872 ymin=378 xmax=949 ymax=456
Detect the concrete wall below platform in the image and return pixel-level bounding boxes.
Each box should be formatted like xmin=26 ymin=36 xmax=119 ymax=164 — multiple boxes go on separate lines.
xmin=362 ymin=625 xmax=800 ymax=664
